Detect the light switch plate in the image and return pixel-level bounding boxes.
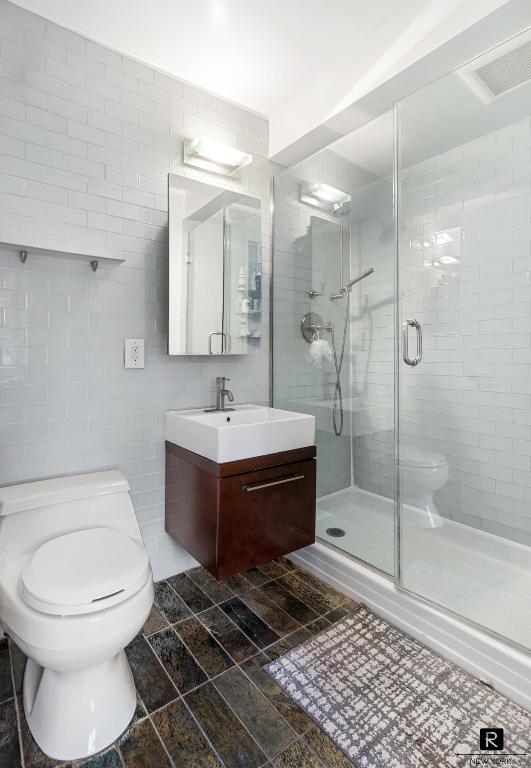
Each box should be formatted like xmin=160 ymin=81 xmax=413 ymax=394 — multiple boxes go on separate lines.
xmin=124 ymin=338 xmax=144 ymax=368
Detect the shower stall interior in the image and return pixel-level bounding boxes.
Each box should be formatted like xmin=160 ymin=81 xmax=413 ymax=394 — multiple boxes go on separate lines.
xmin=272 ymin=27 xmax=531 ymax=656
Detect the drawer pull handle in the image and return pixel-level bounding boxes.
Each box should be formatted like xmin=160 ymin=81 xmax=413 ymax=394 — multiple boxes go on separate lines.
xmin=243 ymin=474 xmax=305 ymax=492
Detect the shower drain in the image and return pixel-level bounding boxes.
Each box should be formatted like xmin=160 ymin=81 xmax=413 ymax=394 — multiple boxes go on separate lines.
xmin=326 ymin=527 xmax=346 ymax=538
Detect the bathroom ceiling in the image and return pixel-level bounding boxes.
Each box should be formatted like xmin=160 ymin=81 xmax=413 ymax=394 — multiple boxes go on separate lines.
xmin=329 ymin=44 xmax=531 ymax=182
xmin=12 ymin=0 xmax=510 ymax=155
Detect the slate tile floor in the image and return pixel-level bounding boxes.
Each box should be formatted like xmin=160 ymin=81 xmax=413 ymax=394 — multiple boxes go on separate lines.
xmin=0 ymin=557 xmax=359 ymax=768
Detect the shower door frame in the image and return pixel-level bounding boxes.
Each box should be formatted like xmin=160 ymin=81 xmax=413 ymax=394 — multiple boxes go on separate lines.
xmin=393 ymin=103 xmax=402 ymax=589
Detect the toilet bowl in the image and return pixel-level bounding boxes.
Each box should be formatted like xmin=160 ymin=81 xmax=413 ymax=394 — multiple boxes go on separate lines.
xmin=0 ymin=470 xmax=154 ymax=761
xmin=399 ymin=444 xmax=449 ymax=528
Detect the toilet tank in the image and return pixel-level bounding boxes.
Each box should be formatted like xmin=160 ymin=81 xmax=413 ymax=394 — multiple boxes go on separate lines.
xmin=0 ymin=470 xmax=142 ymax=561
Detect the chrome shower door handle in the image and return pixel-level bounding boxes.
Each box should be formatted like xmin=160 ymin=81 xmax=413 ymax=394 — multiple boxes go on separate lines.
xmin=402 ymin=318 xmax=422 ymax=366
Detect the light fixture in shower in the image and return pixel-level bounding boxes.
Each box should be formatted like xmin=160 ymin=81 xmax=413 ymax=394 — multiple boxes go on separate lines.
xmin=413 ymin=239 xmax=434 ymax=251
xmin=412 ymin=231 xmax=454 ymax=251
xmin=299 ymin=182 xmax=350 ymax=213
xmin=183 ymin=137 xmax=252 ymax=176
xmin=435 ymin=232 xmax=453 ymax=246
xmin=438 ymin=254 xmax=459 ymax=265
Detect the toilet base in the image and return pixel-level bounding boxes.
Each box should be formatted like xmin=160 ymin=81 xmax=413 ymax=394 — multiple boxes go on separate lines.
xmin=23 ymin=650 xmax=136 ymax=761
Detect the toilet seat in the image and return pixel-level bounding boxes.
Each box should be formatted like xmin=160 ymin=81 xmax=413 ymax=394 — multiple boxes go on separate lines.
xmin=399 ymin=444 xmax=446 ymax=469
xmin=21 ymin=527 xmax=150 ymax=616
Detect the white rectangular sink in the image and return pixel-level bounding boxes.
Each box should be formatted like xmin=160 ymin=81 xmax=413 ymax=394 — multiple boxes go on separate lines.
xmin=165 ymin=404 xmax=315 ymax=463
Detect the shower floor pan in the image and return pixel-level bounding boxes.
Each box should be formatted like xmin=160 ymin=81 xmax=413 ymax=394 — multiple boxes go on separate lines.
xmin=316 ymin=485 xmax=531 ymax=650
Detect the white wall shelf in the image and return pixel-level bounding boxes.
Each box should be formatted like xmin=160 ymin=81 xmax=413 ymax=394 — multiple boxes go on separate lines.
xmin=0 ymin=240 xmax=125 ymax=272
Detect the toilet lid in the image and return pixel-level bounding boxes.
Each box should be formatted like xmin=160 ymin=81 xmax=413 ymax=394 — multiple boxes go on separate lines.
xmin=399 ymin=444 xmax=446 ymax=469
xmin=21 ymin=527 xmax=150 ymax=616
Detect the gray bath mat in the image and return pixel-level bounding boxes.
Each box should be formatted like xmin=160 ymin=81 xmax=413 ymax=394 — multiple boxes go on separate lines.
xmin=265 ymin=605 xmax=531 ymax=767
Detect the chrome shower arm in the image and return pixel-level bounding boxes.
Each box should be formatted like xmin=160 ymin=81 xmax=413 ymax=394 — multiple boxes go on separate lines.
xmin=344 ymin=267 xmax=374 ymax=291
xmin=331 ymin=267 xmax=374 ymax=299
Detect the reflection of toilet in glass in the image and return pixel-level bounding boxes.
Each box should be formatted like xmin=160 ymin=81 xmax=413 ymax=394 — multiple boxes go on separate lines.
xmin=399 ymin=444 xmax=449 ymax=528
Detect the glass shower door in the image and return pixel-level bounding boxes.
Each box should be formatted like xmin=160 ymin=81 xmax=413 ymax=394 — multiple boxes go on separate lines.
xmin=271 ymin=110 xmax=397 ymax=577
xmin=397 ymin=30 xmax=531 ymax=650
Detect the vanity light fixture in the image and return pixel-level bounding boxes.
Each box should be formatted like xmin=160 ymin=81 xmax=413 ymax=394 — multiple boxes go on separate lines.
xmin=183 ymin=137 xmax=252 ymax=176
xmin=299 ymin=182 xmax=351 ymax=213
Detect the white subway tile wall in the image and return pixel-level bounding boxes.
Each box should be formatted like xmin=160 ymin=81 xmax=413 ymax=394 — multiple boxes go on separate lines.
xmin=0 ymin=0 xmax=270 ymax=579
xmin=398 ymin=116 xmax=531 ymax=545
xmin=349 ymin=175 xmax=395 ymax=500
xmin=272 ymin=154 xmax=378 ymax=497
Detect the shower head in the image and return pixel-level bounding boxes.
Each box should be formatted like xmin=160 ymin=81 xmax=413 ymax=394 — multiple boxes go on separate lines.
xmin=330 ymin=267 xmax=374 ymax=299
xmin=333 ymin=199 xmax=351 ymax=217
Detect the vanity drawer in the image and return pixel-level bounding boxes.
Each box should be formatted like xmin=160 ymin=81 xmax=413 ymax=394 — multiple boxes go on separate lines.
xmin=217 ymin=459 xmax=316 ymax=578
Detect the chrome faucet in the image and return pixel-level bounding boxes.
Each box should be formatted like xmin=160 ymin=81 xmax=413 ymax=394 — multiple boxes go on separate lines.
xmin=204 ymin=376 xmax=235 ymax=413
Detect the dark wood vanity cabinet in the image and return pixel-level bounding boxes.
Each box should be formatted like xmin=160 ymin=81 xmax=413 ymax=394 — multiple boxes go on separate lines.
xmin=165 ymin=442 xmax=316 ymax=579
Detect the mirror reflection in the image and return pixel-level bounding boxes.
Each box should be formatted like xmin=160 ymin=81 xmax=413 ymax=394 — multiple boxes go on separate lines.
xmin=168 ymin=175 xmax=262 ymax=355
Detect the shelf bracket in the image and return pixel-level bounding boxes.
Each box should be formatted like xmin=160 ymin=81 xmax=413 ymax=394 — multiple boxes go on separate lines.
xmin=19 ymin=250 xmax=98 ymax=271
xmin=0 ymin=241 xmax=125 ymax=269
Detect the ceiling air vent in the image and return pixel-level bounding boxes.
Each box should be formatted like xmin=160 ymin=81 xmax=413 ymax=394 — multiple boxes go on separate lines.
xmin=458 ymin=29 xmax=531 ymax=104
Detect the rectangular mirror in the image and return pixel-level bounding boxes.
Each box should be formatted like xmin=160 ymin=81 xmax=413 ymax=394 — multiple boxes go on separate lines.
xmin=168 ymin=174 xmax=262 ymax=355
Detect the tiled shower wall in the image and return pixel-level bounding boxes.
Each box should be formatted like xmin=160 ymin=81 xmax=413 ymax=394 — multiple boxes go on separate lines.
xmin=352 ymin=115 xmax=531 ymax=545
xmin=0 ymin=0 xmax=269 ymax=579
xmin=273 ymin=175 xmax=349 ymax=497
xmin=274 ymin=111 xmax=531 ymax=547
xmin=273 ymin=153 xmax=377 ymax=497
xmin=398 ymin=116 xmax=531 ymax=545
xmin=349 ymin=175 xmax=395 ymax=500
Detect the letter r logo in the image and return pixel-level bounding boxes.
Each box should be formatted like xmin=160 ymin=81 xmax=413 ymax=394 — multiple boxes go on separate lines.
xmin=479 ymin=728 xmax=504 ymax=751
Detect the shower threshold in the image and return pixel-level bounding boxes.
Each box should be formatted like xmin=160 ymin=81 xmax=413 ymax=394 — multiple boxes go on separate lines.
xmin=316 ymin=485 xmax=531 ymax=651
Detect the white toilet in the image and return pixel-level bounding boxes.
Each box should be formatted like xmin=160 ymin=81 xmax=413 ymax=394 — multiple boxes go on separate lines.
xmin=399 ymin=443 xmax=449 ymax=528
xmin=0 ymin=469 xmax=154 ymax=761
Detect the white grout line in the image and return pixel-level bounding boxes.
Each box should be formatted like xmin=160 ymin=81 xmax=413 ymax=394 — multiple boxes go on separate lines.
xmin=180 ymin=695 xmax=229 ymax=768
xmin=187 ymin=677 xmax=273 ymax=768
xmin=113 ymin=741 xmax=127 ymax=768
